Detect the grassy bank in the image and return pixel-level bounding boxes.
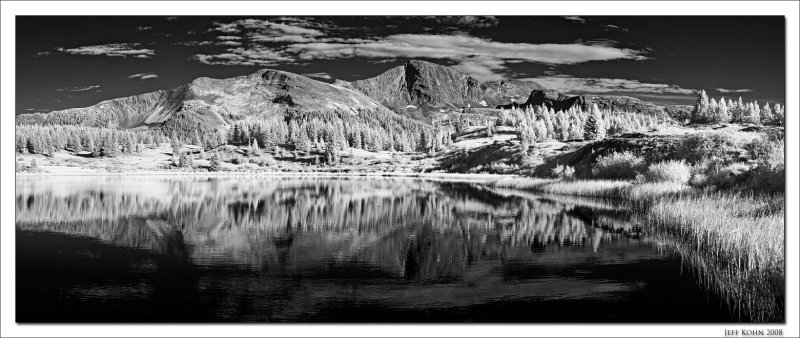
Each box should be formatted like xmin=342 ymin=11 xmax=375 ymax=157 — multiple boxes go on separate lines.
xmin=487 ymin=177 xmax=784 ymax=322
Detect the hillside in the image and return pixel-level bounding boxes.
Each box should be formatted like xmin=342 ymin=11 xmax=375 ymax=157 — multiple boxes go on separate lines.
xmin=17 ymin=69 xmax=399 ymax=135
xmin=344 ymin=60 xmax=544 ymax=121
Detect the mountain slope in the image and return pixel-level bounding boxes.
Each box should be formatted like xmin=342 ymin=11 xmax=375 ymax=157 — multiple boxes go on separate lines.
xmin=344 ymin=60 xmax=544 ymax=121
xmin=19 ymin=69 xmax=397 ymax=133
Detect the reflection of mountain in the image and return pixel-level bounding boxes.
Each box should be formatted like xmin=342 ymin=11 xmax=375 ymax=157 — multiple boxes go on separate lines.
xmin=16 ymin=177 xmax=645 ymax=280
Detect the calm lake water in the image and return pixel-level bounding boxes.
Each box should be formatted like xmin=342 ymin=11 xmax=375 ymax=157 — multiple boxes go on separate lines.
xmin=15 ymin=176 xmax=736 ymax=322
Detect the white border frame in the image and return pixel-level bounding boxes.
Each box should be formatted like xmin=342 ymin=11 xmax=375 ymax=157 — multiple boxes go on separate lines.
xmin=2 ymin=1 xmax=798 ymax=337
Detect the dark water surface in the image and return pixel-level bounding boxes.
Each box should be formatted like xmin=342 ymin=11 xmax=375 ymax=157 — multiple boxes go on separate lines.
xmin=15 ymin=176 xmax=736 ymax=322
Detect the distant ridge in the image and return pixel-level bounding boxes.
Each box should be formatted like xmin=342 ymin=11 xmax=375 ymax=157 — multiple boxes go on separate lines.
xmin=499 ymin=89 xmax=671 ymax=117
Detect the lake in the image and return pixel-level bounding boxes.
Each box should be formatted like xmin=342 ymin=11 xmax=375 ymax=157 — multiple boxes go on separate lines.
xmin=15 ymin=175 xmax=736 ymax=322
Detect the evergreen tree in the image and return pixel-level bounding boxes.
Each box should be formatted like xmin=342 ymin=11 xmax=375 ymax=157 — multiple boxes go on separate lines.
xmin=209 ymin=152 xmax=222 ymax=171
xmin=583 ymin=104 xmax=606 ymax=140
xmin=761 ymin=102 xmax=773 ymax=124
xmin=691 ymin=90 xmax=710 ymax=123
xmin=170 ymin=132 xmax=181 ymax=156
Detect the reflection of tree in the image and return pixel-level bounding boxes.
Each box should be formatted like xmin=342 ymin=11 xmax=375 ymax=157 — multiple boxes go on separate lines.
xmin=16 ymin=177 xmax=643 ymax=279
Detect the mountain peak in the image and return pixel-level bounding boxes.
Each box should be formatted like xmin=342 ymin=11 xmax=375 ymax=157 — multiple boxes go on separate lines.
xmin=347 ymin=60 xmax=543 ymax=120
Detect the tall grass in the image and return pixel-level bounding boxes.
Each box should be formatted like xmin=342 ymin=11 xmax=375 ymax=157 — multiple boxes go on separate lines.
xmin=487 ymin=176 xmax=784 ymax=322
xmin=645 ymin=192 xmax=784 ymax=322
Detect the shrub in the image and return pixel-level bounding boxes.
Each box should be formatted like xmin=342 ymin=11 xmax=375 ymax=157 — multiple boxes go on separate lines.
xmin=551 ymin=164 xmax=575 ymax=180
xmin=677 ymin=132 xmax=739 ymax=164
xmin=520 ymin=149 xmax=544 ymax=169
xmin=230 ymin=155 xmax=244 ymax=165
xmin=644 ymin=160 xmax=691 ymax=184
xmin=749 ymin=142 xmax=784 ymax=193
xmin=706 ymin=163 xmax=752 ymax=190
xmin=209 ymin=153 xmax=222 ymax=171
xmin=592 ymin=151 xmax=645 ymax=180
xmin=258 ymin=154 xmax=278 ymax=168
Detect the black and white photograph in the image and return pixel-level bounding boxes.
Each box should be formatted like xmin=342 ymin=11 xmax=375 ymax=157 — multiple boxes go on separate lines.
xmin=1 ymin=1 xmax=798 ymax=337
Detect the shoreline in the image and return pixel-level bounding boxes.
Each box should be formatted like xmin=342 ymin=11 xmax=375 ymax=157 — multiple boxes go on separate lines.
xmin=15 ymin=171 xmax=520 ymax=180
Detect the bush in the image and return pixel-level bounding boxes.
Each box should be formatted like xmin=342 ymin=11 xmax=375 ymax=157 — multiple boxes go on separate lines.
xmin=209 ymin=153 xmax=222 ymax=171
xmin=644 ymin=160 xmax=691 ymax=184
xmin=705 ymin=163 xmax=752 ymax=189
xmin=677 ymin=132 xmax=739 ymax=164
xmin=520 ymin=149 xmax=544 ymax=169
xmin=749 ymin=142 xmax=784 ymax=193
xmin=552 ymin=164 xmax=575 ymax=180
xmin=230 ymin=155 xmax=244 ymax=165
xmin=592 ymin=151 xmax=645 ymax=180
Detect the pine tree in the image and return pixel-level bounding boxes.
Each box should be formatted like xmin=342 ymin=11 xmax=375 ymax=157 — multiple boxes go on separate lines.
xmin=583 ymin=104 xmax=606 ymax=140
xmin=209 ymin=152 xmax=222 ymax=171
xmin=773 ymin=103 xmax=784 ymax=126
xmin=692 ymin=90 xmax=710 ymax=123
xmin=170 ymin=132 xmax=181 ymax=156
xmin=760 ymin=102 xmax=773 ymax=124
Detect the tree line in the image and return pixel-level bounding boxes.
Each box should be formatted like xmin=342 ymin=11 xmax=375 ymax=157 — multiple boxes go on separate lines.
xmin=691 ymin=90 xmax=784 ymax=125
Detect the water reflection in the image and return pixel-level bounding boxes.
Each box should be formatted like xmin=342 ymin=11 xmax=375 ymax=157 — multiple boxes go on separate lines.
xmin=15 ymin=176 xmax=735 ymax=322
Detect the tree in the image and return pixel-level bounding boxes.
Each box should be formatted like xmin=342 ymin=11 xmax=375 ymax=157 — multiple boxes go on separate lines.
xmin=761 ymin=102 xmax=774 ymax=124
xmin=209 ymin=152 xmax=222 ymax=171
xmin=170 ymin=132 xmax=181 ymax=156
xmin=100 ymin=133 xmax=119 ymax=157
xmin=691 ymin=90 xmax=710 ymax=123
xmin=324 ymin=143 xmax=339 ymax=165
xmin=583 ymin=104 xmax=606 ymax=140
xmin=177 ymin=150 xmax=194 ymax=168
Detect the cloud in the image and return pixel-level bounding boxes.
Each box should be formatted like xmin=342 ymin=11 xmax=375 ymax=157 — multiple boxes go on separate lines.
xmin=452 ymin=56 xmax=506 ymax=81
xmin=195 ymin=46 xmax=293 ymax=66
xmin=172 ymin=40 xmax=214 ymax=46
xmin=193 ymin=18 xmax=648 ymax=81
xmin=195 ymin=18 xmax=328 ymax=66
xmin=604 ymin=24 xmax=631 ymax=33
xmin=56 ymin=43 xmax=155 ymax=58
xmin=563 ymin=16 xmax=586 ymax=24
xmin=303 ymin=72 xmax=333 ymax=80
xmin=136 ymin=26 xmax=152 ymax=31
xmin=56 ymin=85 xmax=101 ymax=92
xmin=289 ymin=34 xmax=647 ymax=65
xmin=127 ymin=73 xmax=158 ymax=80
xmin=217 ymin=41 xmax=243 ymax=46
xmin=716 ymin=88 xmax=752 ymax=93
xmin=523 ymin=75 xmax=696 ymax=95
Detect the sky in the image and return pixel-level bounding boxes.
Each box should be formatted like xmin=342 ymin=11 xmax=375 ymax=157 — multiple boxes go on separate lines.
xmin=15 ymin=16 xmax=785 ymax=115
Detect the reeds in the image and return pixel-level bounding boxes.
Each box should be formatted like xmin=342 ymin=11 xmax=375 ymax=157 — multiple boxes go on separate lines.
xmin=487 ymin=176 xmax=785 ymax=322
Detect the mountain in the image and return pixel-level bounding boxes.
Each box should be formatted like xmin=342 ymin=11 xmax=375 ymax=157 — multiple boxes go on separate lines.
xmin=498 ymin=89 xmax=670 ymax=118
xmin=342 ymin=60 xmax=544 ymax=121
xmin=18 ymin=69 xmax=397 ymax=134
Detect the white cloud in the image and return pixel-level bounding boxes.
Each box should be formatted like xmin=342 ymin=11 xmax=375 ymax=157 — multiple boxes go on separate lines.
xmin=194 ymin=18 xmax=649 ymax=82
xmin=452 ymin=56 xmax=506 ymax=82
xmin=303 ymin=72 xmax=333 ymax=80
xmin=195 ymin=46 xmax=293 ymax=66
xmin=287 ymin=34 xmax=647 ymax=65
xmin=217 ymin=41 xmax=243 ymax=46
xmin=56 ymin=85 xmax=101 ymax=92
xmin=563 ymin=16 xmax=586 ymax=24
xmin=127 ymin=73 xmax=158 ymax=80
xmin=716 ymin=88 xmax=752 ymax=93
xmin=136 ymin=26 xmax=152 ymax=31
xmin=172 ymin=40 xmax=214 ymax=46
xmin=524 ymin=76 xmax=696 ymax=95
xmin=57 ymin=43 xmax=155 ymax=58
